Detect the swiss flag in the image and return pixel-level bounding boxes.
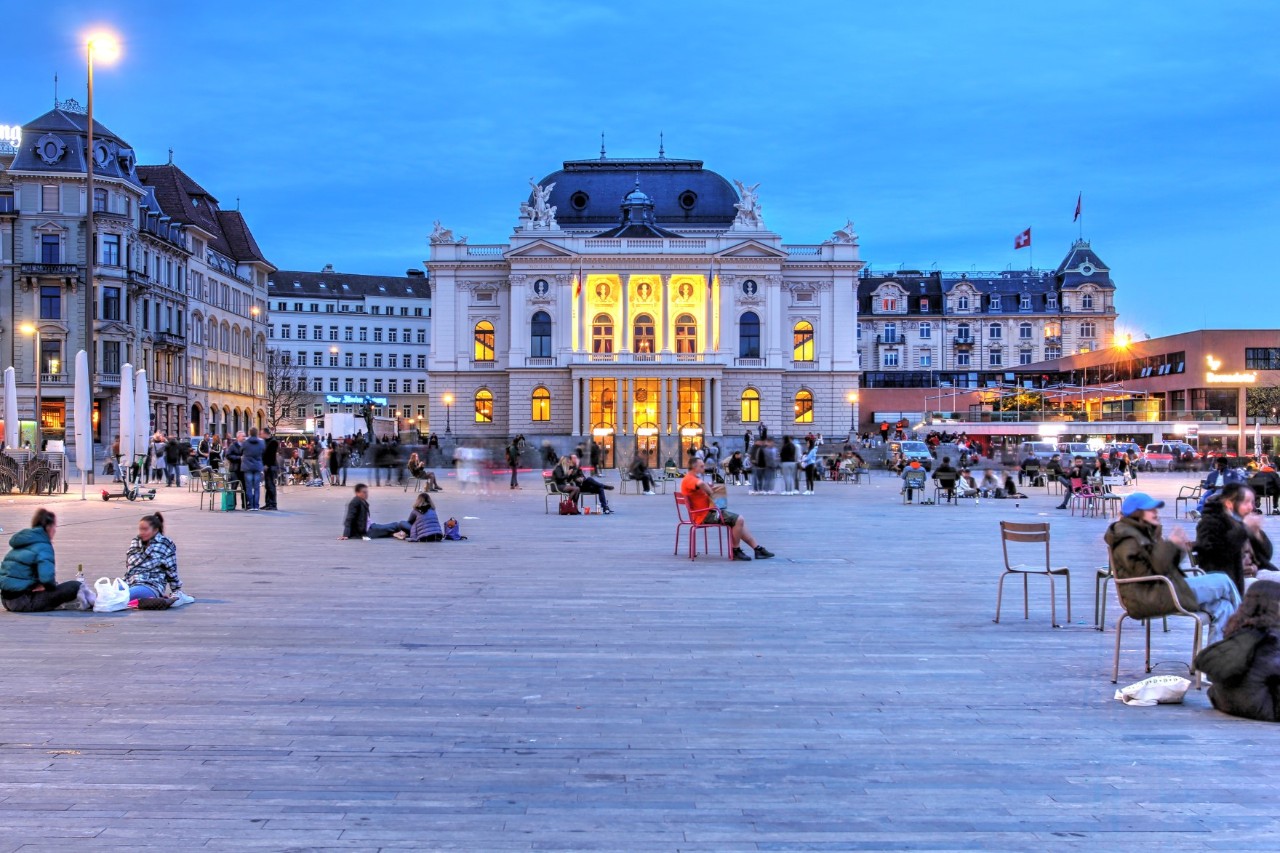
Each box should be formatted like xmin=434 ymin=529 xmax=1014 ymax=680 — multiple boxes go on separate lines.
xmin=1014 ymin=227 xmax=1031 ymax=250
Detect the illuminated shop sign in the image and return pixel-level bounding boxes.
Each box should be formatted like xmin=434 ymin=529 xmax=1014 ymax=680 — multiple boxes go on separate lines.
xmin=1206 ymin=372 xmax=1256 ymax=384
xmin=0 ymin=124 xmax=21 ymax=147
xmin=325 ymin=394 xmax=388 ymax=406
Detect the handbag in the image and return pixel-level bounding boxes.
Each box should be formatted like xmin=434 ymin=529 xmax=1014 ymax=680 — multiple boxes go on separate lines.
xmin=93 ymin=577 xmax=130 ymax=613
xmin=558 ymin=497 xmax=580 ymax=515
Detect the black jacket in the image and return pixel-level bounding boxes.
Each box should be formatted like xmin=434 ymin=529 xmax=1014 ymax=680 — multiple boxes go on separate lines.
xmin=1195 ymin=628 xmax=1280 ymax=722
xmin=164 ymin=439 xmax=182 ymax=464
xmin=342 ymin=497 xmax=370 ymax=539
xmin=1195 ymin=499 xmax=1275 ymax=594
xmin=263 ymin=437 xmax=280 ymax=467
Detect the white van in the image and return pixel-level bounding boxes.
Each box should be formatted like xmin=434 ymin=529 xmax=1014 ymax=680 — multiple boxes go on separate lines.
xmin=1018 ymin=441 xmax=1060 ymax=465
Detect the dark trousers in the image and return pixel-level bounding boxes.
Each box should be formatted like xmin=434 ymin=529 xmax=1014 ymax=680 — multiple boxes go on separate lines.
xmin=578 ymin=477 xmax=610 ymax=510
xmin=264 ymin=466 xmax=279 ymax=509
xmin=368 ymin=521 xmax=411 ymax=539
xmin=510 ymin=465 xmax=519 ymax=488
xmin=2 ymin=581 xmax=81 ymax=612
xmin=233 ymin=470 xmax=247 ymax=508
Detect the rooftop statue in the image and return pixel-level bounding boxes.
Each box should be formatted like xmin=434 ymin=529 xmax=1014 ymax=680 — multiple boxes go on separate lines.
xmin=830 ymin=219 xmax=858 ymax=244
xmin=732 ymin=180 xmax=764 ymax=229
xmin=429 ymin=220 xmax=466 ymax=244
xmin=521 ymin=178 xmax=559 ymax=229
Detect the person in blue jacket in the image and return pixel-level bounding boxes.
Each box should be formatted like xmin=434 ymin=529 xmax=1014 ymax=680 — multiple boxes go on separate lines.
xmin=1 ymin=509 xmax=81 ymax=612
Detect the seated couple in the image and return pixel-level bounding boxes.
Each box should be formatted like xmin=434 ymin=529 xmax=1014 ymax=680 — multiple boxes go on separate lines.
xmin=552 ymin=455 xmax=614 ymax=514
xmin=338 ymin=484 xmax=458 ymax=541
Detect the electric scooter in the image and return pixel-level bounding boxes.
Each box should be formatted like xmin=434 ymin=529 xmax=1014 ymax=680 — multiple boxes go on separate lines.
xmin=101 ymin=454 xmax=157 ymax=502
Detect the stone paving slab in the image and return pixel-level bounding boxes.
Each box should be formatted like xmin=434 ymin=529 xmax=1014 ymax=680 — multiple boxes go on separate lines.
xmin=1 ymin=469 xmax=1279 ymax=849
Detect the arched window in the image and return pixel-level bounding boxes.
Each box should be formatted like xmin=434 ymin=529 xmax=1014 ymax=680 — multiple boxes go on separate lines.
xmin=739 ymin=312 xmax=760 ymax=359
xmin=1045 ymin=321 xmax=1062 ymax=338
xmin=956 ymin=322 xmax=971 ymax=342
xmin=674 ymin=313 xmax=697 ymax=354
xmin=473 ymin=321 xmax=495 ymax=361
xmin=221 ymin=322 xmax=230 ymax=352
xmin=207 ymin=319 xmax=217 ymax=348
xmin=529 ymin=311 xmax=552 ymax=358
xmin=633 ymin=313 xmax=655 ymax=354
xmin=531 ymin=386 xmax=550 ymax=421
xmin=740 ymin=388 xmax=760 ymax=422
xmin=1019 ymin=322 xmax=1033 ymax=340
xmin=474 ymin=388 xmax=493 ymax=423
xmin=793 ymin=320 xmax=814 ymax=362
xmin=592 ymin=313 xmax=614 ymax=354
xmin=988 ymin=323 xmax=1002 ymax=340
xmin=1079 ymin=321 xmax=1097 ymax=339
xmin=793 ymin=389 xmax=814 ymax=423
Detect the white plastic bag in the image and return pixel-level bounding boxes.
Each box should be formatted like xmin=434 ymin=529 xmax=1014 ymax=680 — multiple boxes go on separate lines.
xmin=93 ymin=577 xmax=130 ymax=613
xmin=1114 ymin=675 xmax=1192 ymax=706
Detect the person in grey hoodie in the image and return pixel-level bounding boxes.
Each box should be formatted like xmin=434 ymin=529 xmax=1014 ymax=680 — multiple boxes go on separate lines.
xmin=239 ymin=427 xmax=267 ymax=511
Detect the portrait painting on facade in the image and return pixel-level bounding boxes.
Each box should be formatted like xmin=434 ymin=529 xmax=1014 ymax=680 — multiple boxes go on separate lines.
xmin=533 ymin=278 xmax=549 ymax=296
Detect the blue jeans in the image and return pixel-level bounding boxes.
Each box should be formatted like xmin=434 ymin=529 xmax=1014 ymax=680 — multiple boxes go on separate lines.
xmin=165 ymin=462 xmax=179 ymax=486
xmin=368 ymin=521 xmax=411 ymax=539
xmin=1196 ymin=488 xmax=1219 ymax=513
xmin=243 ymin=471 xmax=262 ymax=509
xmin=1186 ymin=572 xmax=1241 ymax=644
xmin=129 ymin=585 xmax=160 ymax=600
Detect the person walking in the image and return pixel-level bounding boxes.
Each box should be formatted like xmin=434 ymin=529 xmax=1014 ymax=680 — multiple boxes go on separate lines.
xmin=507 ymin=435 xmax=524 ymax=490
xmin=262 ymin=427 xmax=280 ymax=510
xmin=240 ymin=427 xmax=266 ymax=511
xmin=779 ymin=436 xmax=799 ymax=496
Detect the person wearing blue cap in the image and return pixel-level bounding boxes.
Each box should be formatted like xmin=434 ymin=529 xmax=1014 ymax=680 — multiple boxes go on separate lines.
xmin=1106 ymin=491 xmax=1241 ymax=643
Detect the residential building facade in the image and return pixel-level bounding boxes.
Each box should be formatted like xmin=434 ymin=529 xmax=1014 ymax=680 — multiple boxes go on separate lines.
xmin=267 ymin=267 xmax=432 ymax=434
xmin=0 ymin=103 xmax=272 ymax=453
xmin=857 ymin=241 xmax=1118 ymax=390
xmin=427 ymin=152 xmax=863 ymax=468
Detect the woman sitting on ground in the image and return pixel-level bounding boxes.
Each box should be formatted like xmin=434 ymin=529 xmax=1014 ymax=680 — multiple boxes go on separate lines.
xmin=124 ymin=512 xmax=192 ymax=608
xmin=0 ymin=509 xmax=84 ymax=612
xmin=407 ymin=452 xmax=442 ymax=492
xmin=955 ymin=469 xmax=979 ymax=498
xmin=407 ymin=492 xmax=444 ymax=541
xmin=979 ymin=469 xmax=1001 ymax=497
xmin=1195 ymin=580 xmax=1280 ymax=722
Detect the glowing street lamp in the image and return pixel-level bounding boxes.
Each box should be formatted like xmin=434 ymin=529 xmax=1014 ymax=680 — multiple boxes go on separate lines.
xmin=442 ymin=392 xmax=453 ymax=435
xmin=85 ymin=29 xmax=121 ymax=472
xmin=846 ymin=390 xmax=859 ymax=435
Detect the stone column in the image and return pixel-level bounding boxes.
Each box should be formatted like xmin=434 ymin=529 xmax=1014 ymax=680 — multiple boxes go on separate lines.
xmin=571 ymin=376 xmax=581 ymax=438
xmin=620 ymin=278 xmax=630 ymax=353
xmin=702 ymin=377 xmax=711 ymax=438
xmin=660 ymin=276 xmax=671 ymax=354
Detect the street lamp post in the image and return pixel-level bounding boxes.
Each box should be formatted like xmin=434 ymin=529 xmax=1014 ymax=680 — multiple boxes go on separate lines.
xmin=846 ymin=391 xmax=858 ymax=439
xmin=20 ymin=324 xmax=42 ymax=451
xmin=443 ymin=393 xmax=453 ymax=435
xmin=85 ymin=32 xmax=120 ymax=474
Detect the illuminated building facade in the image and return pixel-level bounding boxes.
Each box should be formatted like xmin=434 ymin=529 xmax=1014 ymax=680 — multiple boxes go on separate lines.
xmin=427 ymin=152 xmax=864 ymax=466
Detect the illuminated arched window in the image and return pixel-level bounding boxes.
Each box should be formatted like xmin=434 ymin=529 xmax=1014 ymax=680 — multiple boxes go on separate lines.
xmin=793 ymin=389 xmax=814 ymax=424
xmin=739 ymin=311 xmax=760 ymax=359
xmin=740 ymin=388 xmax=760 ymax=423
xmin=531 ymin=386 xmax=550 ymax=421
xmin=592 ymin=313 xmax=614 ymax=354
xmin=674 ymin=313 xmax=697 ymax=354
xmin=473 ymin=321 xmax=495 ymax=361
xmin=529 ymin=311 xmax=551 ymax=358
xmin=474 ymin=388 xmax=493 ymax=423
xmin=792 ymin=320 xmax=814 ymax=362
xmin=633 ymin=313 xmax=655 ymax=354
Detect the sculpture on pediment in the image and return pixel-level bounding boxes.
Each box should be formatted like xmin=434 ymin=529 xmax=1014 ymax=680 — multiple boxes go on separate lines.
xmin=731 ymin=180 xmax=764 ymax=229
xmin=521 ymin=178 xmax=559 ymax=229
xmin=429 ymin=220 xmax=467 ymax=244
xmin=831 ymin=219 xmax=858 ymax=244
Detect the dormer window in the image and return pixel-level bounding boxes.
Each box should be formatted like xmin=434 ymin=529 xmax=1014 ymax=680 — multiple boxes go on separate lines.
xmin=1081 ymin=292 xmax=1095 ymax=310
xmin=919 ymin=297 xmax=929 ymax=313
xmin=956 ymin=295 xmax=970 ymax=312
xmin=990 ymin=294 xmax=1002 ymax=311
xmin=881 ymin=296 xmax=898 ymax=312
xmin=1019 ymin=294 xmax=1032 ymax=311
xmin=1047 ymin=293 xmax=1058 ymax=309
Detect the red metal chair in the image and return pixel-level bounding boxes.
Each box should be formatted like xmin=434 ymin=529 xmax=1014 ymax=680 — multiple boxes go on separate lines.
xmin=1068 ymin=477 xmax=1101 ymax=517
xmin=674 ymin=492 xmax=731 ymax=561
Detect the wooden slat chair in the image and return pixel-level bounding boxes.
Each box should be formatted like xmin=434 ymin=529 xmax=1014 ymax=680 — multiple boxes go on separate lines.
xmin=994 ymin=521 xmax=1071 ymax=628
xmin=673 ymin=492 xmax=730 ymax=561
xmin=1111 ymin=574 xmax=1208 ymax=690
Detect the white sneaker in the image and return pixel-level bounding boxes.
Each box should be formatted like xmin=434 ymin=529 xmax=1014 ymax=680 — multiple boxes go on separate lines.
xmin=643 ymin=490 xmax=655 ymax=496
xmin=170 ymin=591 xmax=195 ymax=608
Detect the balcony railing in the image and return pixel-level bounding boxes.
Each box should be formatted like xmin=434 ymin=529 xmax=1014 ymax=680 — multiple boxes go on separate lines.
xmin=929 ymin=409 xmax=1223 ymax=424
xmin=876 ymin=335 xmax=901 ymax=346
xmin=791 ymin=361 xmax=818 ymax=370
xmin=954 ymin=337 xmax=974 ymax=348
xmin=524 ymin=357 xmax=555 ymax=367
xmin=40 ymin=372 xmax=70 ymax=384
xmin=156 ymin=330 xmax=186 ymax=347
xmin=568 ymin=352 xmax=715 ymax=366
xmin=21 ymin=263 xmax=80 ymax=276
xmin=734 ymin=357 xmax=766 ymax=367
xmin=98 ymin=373 xmax=121 ymax=387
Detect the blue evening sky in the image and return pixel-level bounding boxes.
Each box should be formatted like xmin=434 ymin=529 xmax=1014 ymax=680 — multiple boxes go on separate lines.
xmin=5 ymin=1 xmax=1277 ymax=336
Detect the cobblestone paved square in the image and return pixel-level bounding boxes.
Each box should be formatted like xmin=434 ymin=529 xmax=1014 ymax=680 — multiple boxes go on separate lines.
xmin=2 ymin=468 xmax=1278 ymax=850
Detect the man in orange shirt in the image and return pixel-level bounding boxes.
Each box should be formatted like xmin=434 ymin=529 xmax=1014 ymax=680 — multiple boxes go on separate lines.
xmin=680 ymin=459 xmax=775 ymax=562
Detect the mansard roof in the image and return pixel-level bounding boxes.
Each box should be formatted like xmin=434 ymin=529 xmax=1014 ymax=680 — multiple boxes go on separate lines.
xmin=270 ymin=269 xmax=430 ymax=300
xmin=9 ymin=107 xmax=140 ymax=186
xmin=137 ymin=164 xmax=272 ymax=268
xmin=1055 ymin=239 xmax=1114 ymax=290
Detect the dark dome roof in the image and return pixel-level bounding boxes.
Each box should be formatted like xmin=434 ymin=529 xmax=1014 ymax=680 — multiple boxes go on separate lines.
xmin=534 ymin=156 xmax=739 ymax=231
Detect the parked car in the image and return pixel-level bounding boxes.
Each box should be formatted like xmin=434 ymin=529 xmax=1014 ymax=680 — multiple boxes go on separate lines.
xmin=892 ymin=440 xmax=935 ymax=470
xmin=1142 ymin=442 xmax=1198 ymax=472
xmin=1103 ymin=441 xmax=1142 ymax=460
xmin=1017 ymin=441 xmax=1061 ymax=465
xmin=1057 ymin=442 xmax=1099 ymax=462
